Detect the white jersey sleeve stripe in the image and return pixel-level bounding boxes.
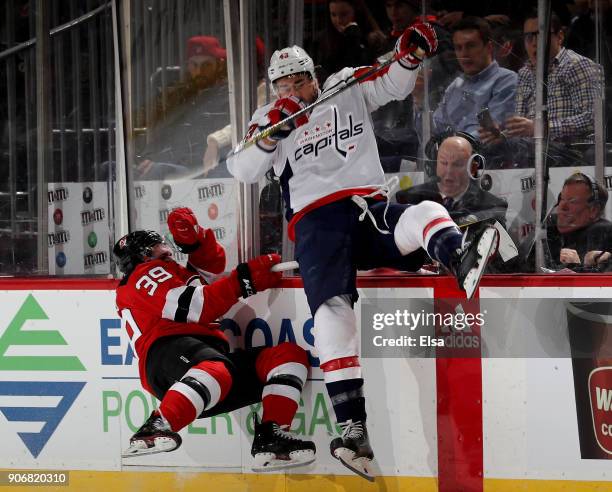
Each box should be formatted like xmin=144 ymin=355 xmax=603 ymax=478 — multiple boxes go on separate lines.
xmin=186 ymin=287 xmax=204 ymax=323
xmin=162 ymin=285 xmax=204 ymax=323
xmin=162 ymin=286 xmax=187 ymax=321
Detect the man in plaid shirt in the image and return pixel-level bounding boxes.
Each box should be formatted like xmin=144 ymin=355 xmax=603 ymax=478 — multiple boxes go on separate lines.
xmin=481 ymin=11 xmax=603 ymax=144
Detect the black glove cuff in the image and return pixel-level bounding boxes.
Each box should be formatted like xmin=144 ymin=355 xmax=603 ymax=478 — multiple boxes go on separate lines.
xmin=175 ymin=241 xmax=200 ymax=254
xmin=236 ymin=262 xmax=256 ymax=298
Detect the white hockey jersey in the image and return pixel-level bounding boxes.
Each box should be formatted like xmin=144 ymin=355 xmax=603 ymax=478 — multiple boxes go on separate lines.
xmin=227 ymin=62 xmax=419 ymax=239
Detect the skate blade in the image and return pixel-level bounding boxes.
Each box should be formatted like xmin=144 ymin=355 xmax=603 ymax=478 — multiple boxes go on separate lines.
xmin=252 ymin=450 xmax=316 ymax=472
xmin=463 ymin=228 xmax=498 ymax=299
xmin=333 ymin=448 xmax=375 ymax=482
xmin=121 ymin=437 xmax=179 ymax=458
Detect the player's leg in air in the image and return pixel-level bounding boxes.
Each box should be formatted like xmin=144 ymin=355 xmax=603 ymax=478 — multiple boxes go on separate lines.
xmin=393 ymin=200 xmax=499 ymax=298
xmin=317 ymin=199 xmax=498 ymax=479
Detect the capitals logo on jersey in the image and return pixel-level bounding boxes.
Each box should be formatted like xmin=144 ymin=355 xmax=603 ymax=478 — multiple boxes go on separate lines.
xmin=294 ymin=106 xmax=363 ymax=162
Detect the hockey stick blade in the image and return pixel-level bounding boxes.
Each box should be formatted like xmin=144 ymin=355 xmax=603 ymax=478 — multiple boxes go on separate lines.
xmin=230 ymin=48 xmax=424 ymax=156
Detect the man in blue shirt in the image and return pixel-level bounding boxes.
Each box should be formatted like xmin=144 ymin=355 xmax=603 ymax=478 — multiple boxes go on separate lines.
xmin=416 ymin=16 xmax=517 ymax=140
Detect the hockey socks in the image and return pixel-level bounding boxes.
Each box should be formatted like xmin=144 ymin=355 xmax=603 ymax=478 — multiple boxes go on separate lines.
xmin=261 ymin=378 xmax=301 ymax=426
xmin=160 ymin=360 xmax=232 ymax=432
xmin=425 ymin=224 xmax=463 ymax=269
xmin=256 ymin=343 xmax=309 ymax=427
xmin=325 ymin=377 xmax=367 ymax=423
xmin=320 ymin=356 xmax=366 ymax=423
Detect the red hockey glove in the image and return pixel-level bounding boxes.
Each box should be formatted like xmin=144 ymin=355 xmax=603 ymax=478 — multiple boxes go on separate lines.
xmin=168 ymin=207 xmax=202 ymax=253
xmin=188 ymin=227 xmax=226 ymax=274
xmin=232 ymin=254 xmax=282 ymax=298
xmin=262 ymin=96 xmax=309 ymax=141
xmin=397 ymin=22 xmax=438 ymax=69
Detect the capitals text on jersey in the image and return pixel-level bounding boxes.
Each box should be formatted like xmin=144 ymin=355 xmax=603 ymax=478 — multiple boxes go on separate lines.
xmin=294 ymin=106 xmax=363 ymax=162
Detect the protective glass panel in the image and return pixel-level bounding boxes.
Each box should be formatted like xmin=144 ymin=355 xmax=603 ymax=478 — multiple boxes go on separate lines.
xmin=0 ymin=0 xmax=116 ymax=275
xmin=248 ymin=1 xmax=612 ymax=277
xmin=122 ymin=0 xmax=239 ymax=270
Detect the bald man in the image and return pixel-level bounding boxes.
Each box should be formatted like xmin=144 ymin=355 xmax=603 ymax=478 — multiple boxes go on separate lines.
xmin=396 ymin=136 xmax=508 ymax=224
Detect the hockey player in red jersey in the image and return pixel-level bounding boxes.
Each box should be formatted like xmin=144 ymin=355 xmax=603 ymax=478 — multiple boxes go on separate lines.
xmin=113 ymin=207 xmax=315 ymax=471
xmin=228 ymin=24 xmax=499 ymax=480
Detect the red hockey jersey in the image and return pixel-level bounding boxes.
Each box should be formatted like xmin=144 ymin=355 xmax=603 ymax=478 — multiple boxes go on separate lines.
xmin=115 ymin=252 xmax=240 ymax=393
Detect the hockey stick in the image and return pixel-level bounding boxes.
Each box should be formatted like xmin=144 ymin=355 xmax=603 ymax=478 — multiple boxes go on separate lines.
xmin=271 ymin=260 xmax=298 ymax=272
xmin=230 ymin=48 xmax=424 ymax=156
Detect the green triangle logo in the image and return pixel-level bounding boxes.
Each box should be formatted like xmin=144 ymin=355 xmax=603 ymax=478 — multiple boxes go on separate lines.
xmin=0 ymin=294 xmax=86 ymax=371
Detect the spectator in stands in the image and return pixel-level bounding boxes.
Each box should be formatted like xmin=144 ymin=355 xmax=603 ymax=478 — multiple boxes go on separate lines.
xmin=316 ymin=0 xmax=387 ymax=82
xmin=203 ymin=37 xmax=267 ymax=176
xmin=137 ymin=35 xmax=231 ymax=179
xmin=490 ymin=22 xmax=526 ymax=73
xmin=565 ymin=0 xmax=612 ymax=138
xmin=416 ymin=17 xmax=517 ymax=142
xmin=544 ymin=173 xmax=612 ymax=271
xmin=395 ymin=134 xmax=508 ymax=224
xmin=433 ymin=1 xmax=573 ymax=30
xmin=373 ymin=0 xmax=459 ymax=171
xmin=480 ymin=11 xmax=603 ymax=146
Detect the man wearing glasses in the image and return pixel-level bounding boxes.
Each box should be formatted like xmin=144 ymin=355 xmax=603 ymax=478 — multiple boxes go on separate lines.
xmin=480 ymin=11 xmax=602 ymax=145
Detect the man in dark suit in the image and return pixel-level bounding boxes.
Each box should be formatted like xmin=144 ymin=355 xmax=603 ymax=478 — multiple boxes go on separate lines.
xmin=395 ymin=135 xmax=508 ymax=225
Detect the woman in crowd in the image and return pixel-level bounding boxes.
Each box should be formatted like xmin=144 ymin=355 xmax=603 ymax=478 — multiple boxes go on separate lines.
xmin=317 ymin=0 xmax=387 ymax=82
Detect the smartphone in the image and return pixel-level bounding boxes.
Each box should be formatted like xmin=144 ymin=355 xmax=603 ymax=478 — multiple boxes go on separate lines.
xmin=477 ymin=107 xmax=500 ymax=136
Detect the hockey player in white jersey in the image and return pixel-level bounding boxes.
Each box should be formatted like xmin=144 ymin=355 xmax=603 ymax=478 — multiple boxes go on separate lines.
xmin=228 ymin=23 xmax=499 ymax=481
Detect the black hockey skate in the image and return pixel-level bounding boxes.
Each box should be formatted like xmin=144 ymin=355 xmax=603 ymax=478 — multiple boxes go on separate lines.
xmin=251 ymin=414 xmax=316 ymax=472
xmin=330 ymin=420 xmax=375 ymax=482
xmin=449 ymin=225 xmax=499 ymax=299
xmin=122 ymin=410 xmax=182 ymax=458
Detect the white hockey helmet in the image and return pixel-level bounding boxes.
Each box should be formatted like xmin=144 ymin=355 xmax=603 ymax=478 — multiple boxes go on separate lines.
xmin=268 ymin=45 xmax=315 ymax=83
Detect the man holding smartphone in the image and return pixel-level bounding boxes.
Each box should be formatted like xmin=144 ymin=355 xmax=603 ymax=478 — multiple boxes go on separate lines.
xmin=479 ymin=11 xmax=602 ymax=147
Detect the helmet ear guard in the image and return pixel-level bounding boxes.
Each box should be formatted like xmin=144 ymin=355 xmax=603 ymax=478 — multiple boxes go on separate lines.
xmin=113 ymin=230 xmax=164 ymax=274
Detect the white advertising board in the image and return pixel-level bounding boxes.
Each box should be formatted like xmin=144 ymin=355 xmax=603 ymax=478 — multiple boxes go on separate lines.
xmin=0 ymin=287 xmax=434 ymax=477
xmin=0 ymin=285 xmax=610 ymax=482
